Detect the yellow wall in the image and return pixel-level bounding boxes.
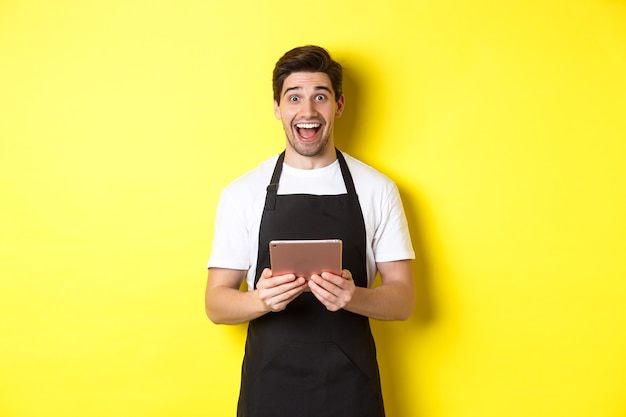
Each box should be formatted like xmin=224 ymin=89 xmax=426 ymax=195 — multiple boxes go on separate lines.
xmin=1 ymin=1 xmax=625 ymax=416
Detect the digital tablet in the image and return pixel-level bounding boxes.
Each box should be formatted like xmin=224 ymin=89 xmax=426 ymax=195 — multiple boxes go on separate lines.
xmin=269 ymin=239 xmax=343 ymax=278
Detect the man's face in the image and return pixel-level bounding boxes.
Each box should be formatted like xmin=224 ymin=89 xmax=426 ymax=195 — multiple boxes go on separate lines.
xmin=274 ymin=72 xmax=344 ymax=161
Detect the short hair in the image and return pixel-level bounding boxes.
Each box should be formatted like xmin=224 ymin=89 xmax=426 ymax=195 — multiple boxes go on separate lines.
xmin=272 ymin=45 xmax=343 ymax=104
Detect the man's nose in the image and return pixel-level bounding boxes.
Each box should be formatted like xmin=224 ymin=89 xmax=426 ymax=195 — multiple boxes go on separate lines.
xmin=301 ymin=98 xmax=316 ymax=116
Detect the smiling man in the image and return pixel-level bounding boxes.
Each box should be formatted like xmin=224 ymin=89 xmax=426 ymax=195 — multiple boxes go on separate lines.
xmin=275 ymin=71 xmax=343 ymax=163
xmin=205 ymin=45 xmax=415 ymax=417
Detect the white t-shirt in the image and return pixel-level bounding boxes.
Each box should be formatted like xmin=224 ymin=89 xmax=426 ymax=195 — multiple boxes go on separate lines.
xmin=208 ymin=152 xmax=415 ymax=288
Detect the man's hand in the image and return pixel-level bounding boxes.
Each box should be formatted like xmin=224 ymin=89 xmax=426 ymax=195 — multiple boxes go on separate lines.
xmin=256 ymin=268 xmax=307 ymax=312
xmin=308 ymin=269 xmax=356 ymax=312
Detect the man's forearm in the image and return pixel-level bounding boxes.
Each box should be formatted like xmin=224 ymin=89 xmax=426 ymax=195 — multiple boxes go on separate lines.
xmin=344 ymin=281 xmax=415 ymax=321
xmin=205 ymin=286 xmax=268 ymax=325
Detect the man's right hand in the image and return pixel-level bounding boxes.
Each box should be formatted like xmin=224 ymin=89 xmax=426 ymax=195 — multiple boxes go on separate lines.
xmin=256 ymin=268 xmax=307 ymax=312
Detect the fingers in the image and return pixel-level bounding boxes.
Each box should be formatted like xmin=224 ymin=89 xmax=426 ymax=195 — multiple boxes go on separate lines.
xmin=257 ymin=268 xmax=357 ymax=313
xmin=257 ymin=269 xmax=307 ymax=312
xmin=308 ymin=270 xmax=355 ymax=311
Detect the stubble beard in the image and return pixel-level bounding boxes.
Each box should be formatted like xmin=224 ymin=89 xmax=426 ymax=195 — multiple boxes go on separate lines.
xmin=286 ymin=122 xmax=333 ymax=158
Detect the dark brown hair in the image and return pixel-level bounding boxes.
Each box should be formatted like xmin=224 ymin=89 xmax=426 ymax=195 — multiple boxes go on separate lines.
xmin=272 ymin=45 xmax=343 ymax=104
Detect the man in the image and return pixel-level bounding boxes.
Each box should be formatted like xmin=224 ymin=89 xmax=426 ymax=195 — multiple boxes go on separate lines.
xmin=205 ymin=45 xmax=415 ymax=417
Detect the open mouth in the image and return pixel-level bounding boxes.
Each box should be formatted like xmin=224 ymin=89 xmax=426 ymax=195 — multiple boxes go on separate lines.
xmin=295 ymin=122 xmax=321 ymax=141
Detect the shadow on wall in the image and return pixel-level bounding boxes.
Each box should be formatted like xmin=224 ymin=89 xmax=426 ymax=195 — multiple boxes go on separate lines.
xmin=335 ymin=58 xmax=437 ymax=417
xmin=335 ymin=57 xmax=436 ymax=322
xmin=333 ymin=65 xmax=362 ymax=153
xmin=371 ymin=185 xmax=436 ymax=417
xmin=398 ymin=186 xmax=436 ymax=326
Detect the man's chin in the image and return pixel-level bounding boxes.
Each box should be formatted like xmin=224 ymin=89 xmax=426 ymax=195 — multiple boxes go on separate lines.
xmin=287 ymin=138 xmax=330 ymax=158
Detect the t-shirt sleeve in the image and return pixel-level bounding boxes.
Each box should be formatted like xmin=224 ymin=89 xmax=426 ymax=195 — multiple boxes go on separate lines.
xmin=207 ymin=186 xmax=251 ymax=271
xmin=372 ymin=182 xmax=415 ymax=263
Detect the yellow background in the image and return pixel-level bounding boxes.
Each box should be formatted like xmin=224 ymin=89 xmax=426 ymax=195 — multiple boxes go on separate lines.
xmin=1 ymin=1 xmax=625 ymax=416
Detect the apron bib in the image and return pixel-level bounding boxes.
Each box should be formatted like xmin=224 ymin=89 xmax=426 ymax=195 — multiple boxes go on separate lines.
xmin=237 ymin=150 xmax=385 ymax=417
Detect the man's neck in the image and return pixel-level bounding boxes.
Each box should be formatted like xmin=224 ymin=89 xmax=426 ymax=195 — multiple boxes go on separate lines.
xmin=284 ymin=147 xmax=337 ymax=170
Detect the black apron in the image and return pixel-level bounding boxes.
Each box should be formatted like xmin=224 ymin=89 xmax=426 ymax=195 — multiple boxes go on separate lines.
xmin=237 ymin=150 xmax=385 ymax=417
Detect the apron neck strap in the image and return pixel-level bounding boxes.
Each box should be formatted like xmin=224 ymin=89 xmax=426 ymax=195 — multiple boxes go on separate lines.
xmin=335 ymin=149 xmax=357 ymax=196
xmin=264 ymin=149 xmax=356 ymax=211
xmin=264 ymin=151 xmax=285 ymax=211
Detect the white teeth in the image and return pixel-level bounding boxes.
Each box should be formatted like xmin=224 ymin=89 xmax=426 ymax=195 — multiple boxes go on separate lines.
xmin=296 ymin=123 xmax=321 ymax=129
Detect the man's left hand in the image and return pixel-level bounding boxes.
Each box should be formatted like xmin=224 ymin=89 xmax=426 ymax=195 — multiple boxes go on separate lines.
xmin=308 ymin=269 xmax=355 ymax=311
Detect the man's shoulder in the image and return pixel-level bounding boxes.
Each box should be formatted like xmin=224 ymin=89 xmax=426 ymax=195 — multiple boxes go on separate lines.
xmin=342 ymin=152 xmax=395 ymax=187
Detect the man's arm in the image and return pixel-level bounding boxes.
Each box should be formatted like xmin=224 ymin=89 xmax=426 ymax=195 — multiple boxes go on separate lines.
xmin=205 ymin=267 xmax=308 ymax=325
xmin=308 ymin=259 xmax=415 ymax=321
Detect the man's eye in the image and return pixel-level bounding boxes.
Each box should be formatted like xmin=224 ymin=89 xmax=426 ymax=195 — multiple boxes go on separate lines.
xmin=289 ymin=96 xmax=299 ymax=102
xmin=315 ymin=95 xmax=326 ymax=101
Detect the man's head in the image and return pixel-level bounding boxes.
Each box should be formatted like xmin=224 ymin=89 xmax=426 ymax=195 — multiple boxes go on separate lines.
xmin=273 ymin=45 xmax=343 ymax=105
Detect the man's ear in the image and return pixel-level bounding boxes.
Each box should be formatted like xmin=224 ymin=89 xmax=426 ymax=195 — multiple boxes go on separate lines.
xmin=274 ymin=100 xmax=281 ymax=120
xmin=335 ymin=95 xmax=345 ymax=118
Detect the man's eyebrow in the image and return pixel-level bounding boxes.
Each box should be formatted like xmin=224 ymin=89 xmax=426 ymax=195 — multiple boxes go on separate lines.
xmin=283 ymin=86 xmax=301 ymax=96
xmin=314 ymin=86 xmax=332 ymax=93
xmin=283 ymin=85 xmax=332 ymax=97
